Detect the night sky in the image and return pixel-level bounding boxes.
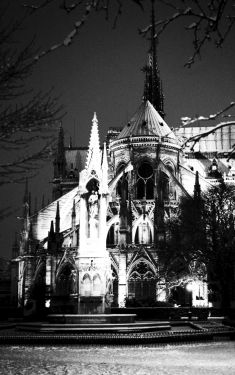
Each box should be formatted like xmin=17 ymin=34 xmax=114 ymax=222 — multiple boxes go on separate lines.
xmin=0 ymin=1 xmax=235 ymax=259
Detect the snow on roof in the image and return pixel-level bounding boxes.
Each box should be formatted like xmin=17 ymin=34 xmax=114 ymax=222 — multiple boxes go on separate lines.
xmin=32 ymin=187 xmax=80 ymax=241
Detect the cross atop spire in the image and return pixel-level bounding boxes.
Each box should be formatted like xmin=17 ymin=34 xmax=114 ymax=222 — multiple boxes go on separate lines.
xmin=142 ymin=0 xmax=165 ymax=118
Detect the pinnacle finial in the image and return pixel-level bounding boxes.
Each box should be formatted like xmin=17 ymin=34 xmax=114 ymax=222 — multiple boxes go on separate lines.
xmin=50 ymin=220 xmax=54 ymax=235
xmin=85 ymin=112 xmax=101 ymax=171
xmin=92 ymin=112 xmax=98 ymax=123
xmin=194 ymin=171 xmax=201 ymax=200
xmin=141 ymin=0 xmax=165 ymax=117
xmin=56 ymin=201 xmax=60 ymax=217
xmin=55 ymin=201 xmax=60 ymax=233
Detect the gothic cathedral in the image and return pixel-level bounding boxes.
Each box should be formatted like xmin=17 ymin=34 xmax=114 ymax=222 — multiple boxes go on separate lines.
xmin=11 ymin=7 xmax=235 ymax=315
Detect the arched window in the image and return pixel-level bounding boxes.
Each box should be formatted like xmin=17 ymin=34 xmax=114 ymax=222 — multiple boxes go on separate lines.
xmin=128 ymin=261 xmax=156 ymax=302
xmin=161 ymin=165 xmax=176 ymax=200
xmin=136 ymin=162 xmax=154 ymax=199
xmin=93 ymin=274 xmax=102 ymax=296
xmin=116 ymin=164 xmax=128 ymax=201
xmin=107 ymin=224 xmax=115 ymax=245
xmin=134 ymin=222 xmax=152 ymax=245
xmin=136 ymin=179 xmax=145 ymax=199
xmin=81 ymin=274 xmax=92 ymax=296
xmin=160 ymin=172 xmax=169 ymax=200
xmin=111 ymin=265 xmax=118 ymax=307
xmin=56 ymin=265 xmax=77 ymax=296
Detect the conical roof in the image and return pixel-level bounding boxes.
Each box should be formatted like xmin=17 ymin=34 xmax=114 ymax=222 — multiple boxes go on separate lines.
xmin=117 ymin=100 xmax=176 ymax=140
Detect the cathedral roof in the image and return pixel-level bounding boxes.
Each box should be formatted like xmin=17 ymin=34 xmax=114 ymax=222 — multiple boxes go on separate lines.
xmin=32 ymin=187 xmax=80 ymax=242
xmin=117 ymin=100 xmax=176 ymax=141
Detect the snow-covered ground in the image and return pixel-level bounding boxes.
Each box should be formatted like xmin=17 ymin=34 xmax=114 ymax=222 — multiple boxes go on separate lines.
xmin=0 ymin=342 xmax=235 ymax=374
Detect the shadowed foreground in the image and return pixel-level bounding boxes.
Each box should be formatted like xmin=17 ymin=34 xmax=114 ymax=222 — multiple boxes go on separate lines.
xmin=0 ymin=342 xmax=235 ymax=375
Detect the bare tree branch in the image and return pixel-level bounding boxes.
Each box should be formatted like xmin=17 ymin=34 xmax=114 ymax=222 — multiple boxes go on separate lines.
xmin=181 ymin=102 xmax=235 ymax=126
xmin=181 ymin=120 xmax=235 ymax=151
xmin=0 ymin=5 xmax=64 ymax=185
xmin=140 ymin=0 xmax=235 ymax=67
xmin=21 ymin=1 xmax=234 ymax=67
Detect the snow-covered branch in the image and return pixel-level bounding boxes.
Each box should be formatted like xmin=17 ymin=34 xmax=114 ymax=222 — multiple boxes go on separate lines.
xmin=179 ymin=102 xmax=235 ymax=155
xmin=181 ymin=120 xmax=235 ymax=153
xmin=181 ymin=102 xmax=235 ymax=126
xmin=21 ymin=0 xmax=145 ymax=62
xmin=22 ymin=0 xmax=55 ymax=13
xmin=140 ymin=0 xmax=235 ymax=67
xmin=22 ymin=1 xmax=234 ymax=67
xmin=34 ymin=3 xmax=93 ymax=61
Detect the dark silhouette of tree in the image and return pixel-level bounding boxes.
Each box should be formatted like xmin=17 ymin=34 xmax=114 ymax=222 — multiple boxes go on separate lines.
xmin=164 ymin=182 xmax=235 ymax=308
xmin=22 ymin=1 xmax=234 ymax=67
xmin=0 ymin=4 xmax=63 ymax=186
xmin=203 ymin=182 xmax=235 ymax=308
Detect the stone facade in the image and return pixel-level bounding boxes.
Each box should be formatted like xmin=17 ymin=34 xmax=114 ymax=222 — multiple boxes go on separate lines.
xmin=10 ymin=98 xmax=235 ymax=314
xmin=10 ymin=8 xmax=235 ymax=313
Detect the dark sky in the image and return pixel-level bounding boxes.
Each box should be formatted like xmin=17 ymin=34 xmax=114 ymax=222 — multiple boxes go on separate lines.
xmin=0 ymin=1 xmax=235 ymax=259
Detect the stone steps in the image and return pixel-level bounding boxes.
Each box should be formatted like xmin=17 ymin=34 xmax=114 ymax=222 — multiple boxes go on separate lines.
xmin=17 ymin=321 xmax=171 ymax=333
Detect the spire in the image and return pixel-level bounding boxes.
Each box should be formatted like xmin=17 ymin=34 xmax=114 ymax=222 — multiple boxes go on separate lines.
xmin=54 ymin=123 xmax=66 ymax=178
xmin=142 ymin=0 xmax=165 ymax=118
xmin=48 ymin=220 xmax=55 ymax=252
xmin=48 ymin=220 xmax=54 ymax=239
xmin=50 ymin=220 xmax=54 ymax=234
xmin=85 ymin=112 xmax=101 ymax=173
xmin=23 ymin=178 xmax=29 ymax=204
xmin=55 ymin=201 xmax=60 ymax=233
xmin=194 ymin=171 xmax=201 ymax=201
xmin=28 ymin=192 xmax=31 ymax=216
xmin=23 ymin=178 xmax=30 ymax=218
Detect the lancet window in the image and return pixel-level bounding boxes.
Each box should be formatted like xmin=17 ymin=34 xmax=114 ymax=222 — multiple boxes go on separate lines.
xmin=128 ymin=261 xmax=156 ymax=301
xmin=116 ymin=164 xmax=128 ymax=201
xmin=56 ymin=265 xmax=78 ymax=296
xmin=136 ymin=162 xmax=154 ymax=199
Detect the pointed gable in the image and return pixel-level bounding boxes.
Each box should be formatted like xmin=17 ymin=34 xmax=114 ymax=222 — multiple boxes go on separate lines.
xmin=117 ymin=100 xmax=176 ymax=141
xmin=85 ymin=112 xmax=101 ymax=174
